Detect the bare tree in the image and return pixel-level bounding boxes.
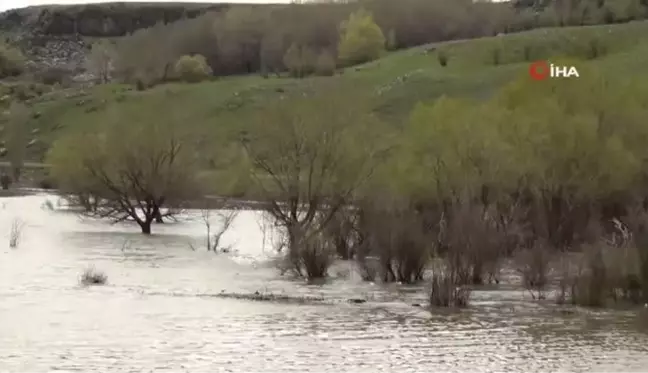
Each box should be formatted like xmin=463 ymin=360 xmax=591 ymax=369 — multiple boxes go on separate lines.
xmin=194 ymin=207 xmax=239 ymax=252
xmin=48 ymin=101 xmax=201 ymax=234
xmin=87 ymin=40 xmax=115 ymax=84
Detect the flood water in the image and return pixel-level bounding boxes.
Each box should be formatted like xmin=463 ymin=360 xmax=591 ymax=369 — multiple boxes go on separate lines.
xmin=1 ymin=194 xmax=648 ymax=372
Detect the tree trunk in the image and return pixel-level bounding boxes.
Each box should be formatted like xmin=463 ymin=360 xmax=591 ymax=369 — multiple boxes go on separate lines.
xmin=140 ymin=221 xmax=152 ymax=234
xmin=153 ymin=205 xmax=164 ymax=223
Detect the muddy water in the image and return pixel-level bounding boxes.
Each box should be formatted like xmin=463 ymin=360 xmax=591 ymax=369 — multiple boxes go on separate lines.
xmin=1 ymin=194 xmax=648 ymax=372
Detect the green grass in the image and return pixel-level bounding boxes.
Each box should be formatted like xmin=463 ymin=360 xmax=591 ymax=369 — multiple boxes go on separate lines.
xmin=11 ymin=20 xmax=648 ymax=168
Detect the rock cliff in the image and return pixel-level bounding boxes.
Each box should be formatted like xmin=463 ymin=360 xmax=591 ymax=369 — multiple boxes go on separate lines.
xmin=0 ymin=2 xmax=227 ymax=37
xmin=0 ymin=2 xmax=231 ymax=80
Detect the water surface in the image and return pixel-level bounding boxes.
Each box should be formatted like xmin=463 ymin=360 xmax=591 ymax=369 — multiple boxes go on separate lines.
xmin=1 ymin=194 xmax=647 ymax=372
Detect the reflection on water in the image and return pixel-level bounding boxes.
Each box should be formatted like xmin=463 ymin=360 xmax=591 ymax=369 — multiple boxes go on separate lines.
xmin=1 ymin=194 xmax=648 ymax=372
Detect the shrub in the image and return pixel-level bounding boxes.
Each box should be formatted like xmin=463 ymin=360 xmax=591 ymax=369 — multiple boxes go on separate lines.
xmin=0 ymin=174 xmax=11 ymax=190
xmin=515 ymin=240 xmax=553 ymax=300
xmin=8 ymin=217 xmax=24 ymax=248
xmin=429 ymin=262 xmax=471 ymax=308
xmin=337 ymin=9 xmax=386 ymax=66
xmin=437 ymin=50 xmax=448 ymax=67
xmin=279 ymin=231 xmax=335 ymax=279
xmin=441 ymin=202 xmax=506 ymax=285
xmin=37 ymin=67 xmax=69 ymax=85
xmin=354 ymin=204 xmax=429 ymax=284
xmin=79 ymin=266 xmax=108 ymax=286
xmin=0 ymin=43 xmax=25 ymax=78
xmin=37 ymin=175 xmax=57 ymax=190
xmin=174 ymin=54 xmax=213 ymax=83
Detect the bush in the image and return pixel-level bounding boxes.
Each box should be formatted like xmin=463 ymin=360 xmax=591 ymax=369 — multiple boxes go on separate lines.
xmin=437 ymin=50 xmax=448 ymax=67
xmin=37 ymin=175 xmax=57 ymax=190
xmin=337 ymin=9 xmax=386 ymax=66
xmin=0 ymin=43 xmax=25 ymax=78
xmin=279 ymin=231 xmax=335 ymax=279
xmin=174 ymin=54 xmax=213 ymax=83
xmin=0 ymin=174 xmax=11 ymax=190
xmin=515 ymin=241 xmax=552 ymax=300
xmin=353 ymin=203 xmax=429 ymax=284
xmin=429 ymin=263 xmax=471 ymax=308
xmin=79 ymin=266 xmax=108 ymax=286
xmin=37 ymin=67 xmax=70 ymax=86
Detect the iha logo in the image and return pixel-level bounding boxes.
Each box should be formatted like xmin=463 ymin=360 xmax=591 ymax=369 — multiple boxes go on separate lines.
xmin=529 ymin=61 xmax=580 ymax=80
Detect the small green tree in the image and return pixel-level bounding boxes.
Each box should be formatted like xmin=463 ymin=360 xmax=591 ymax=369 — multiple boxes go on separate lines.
xmin=174 ymin=54 xmax=213 ymax=83
xmin=337 ymin=9 xmax=386 ymax=66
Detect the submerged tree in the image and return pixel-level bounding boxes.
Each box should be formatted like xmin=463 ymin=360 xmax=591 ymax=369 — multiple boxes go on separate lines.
xmin=48 ymin=100 xmax=201 ymax=234
xmin=240 ymin=86 xmax=383 ymax=278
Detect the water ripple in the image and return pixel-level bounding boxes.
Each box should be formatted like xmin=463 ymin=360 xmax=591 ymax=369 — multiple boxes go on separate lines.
xmin=1 ymin=195 xmax=648 ymax=372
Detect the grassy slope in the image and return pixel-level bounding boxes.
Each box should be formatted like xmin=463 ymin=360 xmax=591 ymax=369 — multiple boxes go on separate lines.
xmin=16 ymin=20 xmax=648 ymax=169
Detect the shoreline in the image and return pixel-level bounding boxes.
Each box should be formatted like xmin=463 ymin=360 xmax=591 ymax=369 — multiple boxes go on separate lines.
xmin=0 ymin=187 xmax=271 ymax=210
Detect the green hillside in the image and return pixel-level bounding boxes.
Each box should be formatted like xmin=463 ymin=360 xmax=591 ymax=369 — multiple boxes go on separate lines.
xmin=16 ymin=20 xmax=648 ymax=163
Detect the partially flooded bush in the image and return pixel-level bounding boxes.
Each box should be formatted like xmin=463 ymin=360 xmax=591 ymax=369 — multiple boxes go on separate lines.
xmin=622 ymin=209 xmax=648 ymax=303
xmin=0 ymin=174 xmax=11 ymax=190
xmin=356 ymin=204 xmax=430 ymax=284
xmin=79 ymin=266 xmax=108 ymax=286
xmin=322 ymin=208 xmax=357 ymax=260
xmin=8 ymin=217 xmax=24 ymax=248
xmin=285 ymin=232 xmax=336 ymax=279
xmin=570 ymin=244 xmax=609 ymax=307
xmin=429 ymin=261 xmax=471 ymax=308
xmin=515 ymin=240 xmax=553 ymax=300
xmin=441 ymin=202 xmax=506 ymax=285
xmin=556 ymin=228 xmax=645 ymax=307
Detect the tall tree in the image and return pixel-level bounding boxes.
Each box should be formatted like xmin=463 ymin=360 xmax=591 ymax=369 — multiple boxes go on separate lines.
xmin=240 ymin=86 xmax=382 ymax=278
xmin=337 ymin=8 xmax=386 ymax=66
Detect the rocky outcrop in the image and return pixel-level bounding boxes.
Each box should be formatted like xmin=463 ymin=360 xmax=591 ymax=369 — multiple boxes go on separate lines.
xmin=0 ymin=2 xmax=228 ymax=37
xmin=0 ymin=2 xmax=236 ymax=81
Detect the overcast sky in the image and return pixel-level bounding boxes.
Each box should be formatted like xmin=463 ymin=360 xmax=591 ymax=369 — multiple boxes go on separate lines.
xmin=0 ymin=0 xmax=288 ymax=12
